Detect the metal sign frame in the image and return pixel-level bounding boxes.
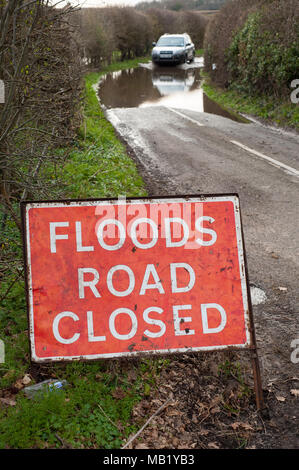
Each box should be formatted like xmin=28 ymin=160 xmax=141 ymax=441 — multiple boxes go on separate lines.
xmin=21 ymin=193 xmax=264 ymax=410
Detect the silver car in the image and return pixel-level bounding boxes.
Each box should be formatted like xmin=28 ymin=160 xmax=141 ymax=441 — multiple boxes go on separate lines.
xmin=152 ymin=33 xmax=195 ymax=65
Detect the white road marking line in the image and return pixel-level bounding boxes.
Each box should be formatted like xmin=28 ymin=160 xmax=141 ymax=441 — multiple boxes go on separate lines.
xmin=231 ymin=140 xmax=299 ymax=178
xmin=166 ymin=107 xmax=204 ymax=127
xmin=110 ymin=105 xmax=298 ymax=178
xmin=167 ymin=108 xmax=298 ymax=177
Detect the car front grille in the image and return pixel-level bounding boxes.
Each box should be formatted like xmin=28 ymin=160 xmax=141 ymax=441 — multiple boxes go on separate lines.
xmin=160 ymin=51 xmax=173 ymax=57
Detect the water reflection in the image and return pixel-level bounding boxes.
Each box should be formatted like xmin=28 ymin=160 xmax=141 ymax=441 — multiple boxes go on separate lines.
xmin=152 ymin=67 xmax=196 ymax=95
xmin=99 ymin=67 xmax=160 ymax=109
xmin=98 ymin=64 xmax=245 ymax=123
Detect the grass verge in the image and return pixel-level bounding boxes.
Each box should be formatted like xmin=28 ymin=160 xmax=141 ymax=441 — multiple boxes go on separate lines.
xmin=202 ymin=72 xmax=299 ymax=131
xmin=196 ymin=49 xmax=204 ymax=57
xmin=0 ymin=58 xmax=156 ymax=449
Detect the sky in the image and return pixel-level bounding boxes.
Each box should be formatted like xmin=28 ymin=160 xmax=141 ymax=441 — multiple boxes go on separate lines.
xmin=55 ymin=0 xmax=156 ymax=7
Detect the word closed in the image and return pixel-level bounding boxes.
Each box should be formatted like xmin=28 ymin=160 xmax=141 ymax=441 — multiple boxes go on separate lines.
xmin=23 ymin=196 xmax=252 ymax=362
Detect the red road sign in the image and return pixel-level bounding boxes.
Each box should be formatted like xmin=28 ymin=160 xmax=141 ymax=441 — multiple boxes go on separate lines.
xmin=22 ymin=195 xmax=252 ymax=363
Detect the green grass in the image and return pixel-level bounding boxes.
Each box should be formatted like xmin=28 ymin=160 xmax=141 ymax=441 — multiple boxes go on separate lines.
xmin=0 ymin=354 xmax=164 ymax=448
xmin=196 ymin=49 xmax=204 ymax=57
xmin=0 ymin=367 xmax=136 ymax=448
xmin=0 ymin=58 xmax=155 ymax=449
xmin=202 ymin=72 xmax=299 ymax=131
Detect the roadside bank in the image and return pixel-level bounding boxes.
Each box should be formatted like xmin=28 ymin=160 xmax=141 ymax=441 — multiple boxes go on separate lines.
xmin=201 ymin=72 xmax=299 ymax=132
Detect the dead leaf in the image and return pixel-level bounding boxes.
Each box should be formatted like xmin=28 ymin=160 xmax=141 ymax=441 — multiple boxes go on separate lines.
xmin=208 ymin=442 xmax=220 ymax=449
xmin=150 ymin=429 xmax=159 ymax=440
xmin=135 ymin=443 xmax=149 ymax=449
xmin=231 ymin=422 xmax=253 ymax=431
xmin=242 ymin=423 xmax=254 ymax=431
xmin=22 ymin=374 xmax=31 ymax=385
xmin=3 ymin=370 xmax=15 ymax=379
xmin=168 ymin=399 xmax=179 ymax=407
xmin=209 ymin=362 xmax=219 ymax=376
xmin=231 ymin=422 xmax=240 ymax=430
xmin=290 ymin=389 xmax=299 ymax=397
xmin=112 ymin=388 xmax=126 ymax=400
xmin=276 ymin=396 xmax=286 ymax=402
xmin=199 ymin=429 xmax=209 ymax=436
xmin=210 ymin=406 xmax=221 ymax=414
xmin=152 ymin=399 xmax=162 ymax=406
xmin=13 ymin=379 xmax=24 ymax=390
xmin=0 ymin=397 xmax=16 ymax=406
xmin=167 ymin=409 xmax=183 ymax=417
xmin=210 ymin=395 xmax=222 ymax=406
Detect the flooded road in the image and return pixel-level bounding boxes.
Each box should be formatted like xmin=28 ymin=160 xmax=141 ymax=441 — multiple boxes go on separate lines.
xmin=98 ymin=61 xmax=245 ymax=123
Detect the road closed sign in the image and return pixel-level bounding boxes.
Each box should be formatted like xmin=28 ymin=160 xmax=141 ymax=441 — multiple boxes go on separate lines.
xmin=22 ymin=195 xmax=252 ymax=363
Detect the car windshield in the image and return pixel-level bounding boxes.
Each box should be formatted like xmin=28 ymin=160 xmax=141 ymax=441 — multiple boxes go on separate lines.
xmin=157 ymin=37 xmax=185 ymax=47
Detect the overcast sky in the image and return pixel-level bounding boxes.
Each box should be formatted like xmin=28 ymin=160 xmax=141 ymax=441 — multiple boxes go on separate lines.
xmin=86 ymin=0 xmax=148 ymax=5
xmin=56 ymin=0 xmax=156 ymax=7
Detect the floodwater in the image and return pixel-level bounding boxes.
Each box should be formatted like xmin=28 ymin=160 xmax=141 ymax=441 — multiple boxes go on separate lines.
xmin=98 ymin=60 xmax=247 ymax=123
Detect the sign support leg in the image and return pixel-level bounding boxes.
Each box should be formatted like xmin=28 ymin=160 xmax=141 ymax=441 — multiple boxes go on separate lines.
xmin=240 ymin=214 xmax=265 ymax=412
xmin=247 ymin=293 xmax=265 ymax=411
xmin=250 ymin=346 xmax=265 ymax=411
xmin=247 ymin=298 xmax=265 ymax=411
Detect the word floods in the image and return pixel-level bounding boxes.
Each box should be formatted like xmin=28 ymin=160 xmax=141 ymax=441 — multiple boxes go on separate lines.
xmin=22 ymin=195 xmax=252 ymax=362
